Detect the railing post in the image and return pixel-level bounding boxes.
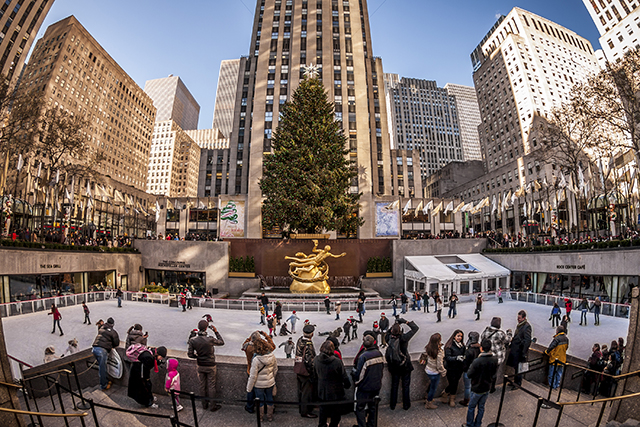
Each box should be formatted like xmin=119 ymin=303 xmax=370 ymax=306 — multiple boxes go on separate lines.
xmin=532 ymin=397 xmax=544 ymax=427
xmin=88 ymin=398 xmax=100 ymax=427
xmin=596 ymin=401 xmax=607 ymax=426
xmin=55 ymin=382 xmax=70 ymax=427
xmin=547 ymin=362 xmax=556 ymax=402
xmin=254 ymin=397 xmax=261 ymax=427
xmin=373 ymin=395 xmax=381 ymax=427
xmin=488 ymin=375 xmax=508 ymax=427
xmin=19 ymin=379 xmax=37 ymax=427
xmin=554 ymin=405 xmax=565 ymax=427
xmin=190 ymin=392 xmax=199 ymax=427
xmin=557 ymin=362 xmax=567 ymax=402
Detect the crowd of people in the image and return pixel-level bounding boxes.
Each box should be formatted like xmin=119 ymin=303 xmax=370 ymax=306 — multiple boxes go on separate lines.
xmin=4 ymin=227 xmax=134 ymax=248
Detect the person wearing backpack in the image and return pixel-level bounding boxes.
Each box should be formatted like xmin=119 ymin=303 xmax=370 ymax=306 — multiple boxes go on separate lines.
xmin=419 ymin=333 xmax=447 ymax=409
xmin=92 ymin=317 xmax=119 ymax=390
xmin=127 ymin=346 xmax=168 ymax=409
xmin=384 ymin=317 xmax=419 ymax=410
xmin=352 ymin=335 xmax=384 ymax=427
xmin=126 ymin=324 xmax=148 ymax=348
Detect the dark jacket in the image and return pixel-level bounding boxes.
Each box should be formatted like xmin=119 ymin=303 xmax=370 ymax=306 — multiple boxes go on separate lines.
xmin=463 ymin=343 xmax=481 ymax=372
xmin=187 ymin=331 xmax=224 ymax=366
xmin=507 ymin=320 xmax=532 ymax=367
xmin=444 ymin=341 xmax=466 ymax=373
xmin=467 ymin=352 xmax=498 ymax=394
xmin=125 ymin=329 xmax=147 ymax=348
xmin=379 ymin=316 xmax=389 ymax=332
xmin=351 ymin=347 xmax=384 ymax=392
xmin=314 ymin=353 xmax=350 ymax=401
xmin=384 ymin=320 xmax=419 ymax=373
xmin=295 ymin=336 xmax=316 ymax=377
xmin=274 ymin=304 xmax=282 ymax=318
xmin=92 ymin=323 xmax=120 ymax=352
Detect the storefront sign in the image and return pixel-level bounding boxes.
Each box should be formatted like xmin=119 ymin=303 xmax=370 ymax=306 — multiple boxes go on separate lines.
xmin=556 ymin=264 xmax=586 ymax=270
xmin=39 ymin=264 xmax=61 ymax=269
xmin=157 ymin=260 xmax=191 ymax=269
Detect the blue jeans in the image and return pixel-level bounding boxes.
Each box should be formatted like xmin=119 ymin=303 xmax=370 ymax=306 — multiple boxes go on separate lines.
xmin=392 ymin=305 xmax=397 ymax=316
xmin=401 ymin=303 xmax=407 ymax=314
xmin=426 ymin=373 xmax=440 ymax=402
xmin=117 ymin=296 xmax=122 ymax=307
xmin=416 ymin=300 xmax=421 ymax=310
xmin=448 ymin=305 xmax=457 ymax=317
xmin=463 ymin=372 xmax=471 ymax=400
xmin=254 ymin=386 xmax=274 ymax=409
xmin=548 ymin=364 xmax=563 ymax=389
xmin=466 ymin=391 xmax=489 ymax=427
xmin=92 ymin=346 xmax=109 ymax=389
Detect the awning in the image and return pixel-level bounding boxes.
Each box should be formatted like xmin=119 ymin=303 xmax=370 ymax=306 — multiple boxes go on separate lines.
xmin=404 ymin=253 xmax=510 ymax=282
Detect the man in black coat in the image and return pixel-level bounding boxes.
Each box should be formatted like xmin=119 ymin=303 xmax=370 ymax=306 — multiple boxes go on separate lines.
xmin=378 ymin=313 xmax=390 ymax=347
xmin=465 ymin=339 xmax=498 ymax=427
xmin=188 ymin=320 xmax=225 ymax=411
xmin=352 ymin=335 xmax=384 ymax=427
xmin=314 ymin=340 xmax=350 ymax=427
xmin=91 ymin=317 xmax=119 ymax=390
xmin=506 ymin=310 xmax=532 ymax=388
xmin=296 ymin=324 xmax=318 ymax=418
xmin=324 ymin=296 xmax=331 ymax=314
xmin=258 ymin=293 xmax=270 ymax=317
xmin=384 ymin=317 xmax=419 ymax=410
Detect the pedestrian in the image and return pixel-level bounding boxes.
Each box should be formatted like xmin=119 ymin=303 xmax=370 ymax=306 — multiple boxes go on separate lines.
xmin=497 ymin=287 xmax=504 ymax=303
xmin=359 ymin=291 xmax=367 ymax=316
xmin=279 ymin=337 xmax=295 ymax=358
xmin=435 ymin=295 xmax=443 ymax=323
xmin=583 ymin=343 xmax=602 ymax=394
xmin=126 ymin=324 xmax=148 ymax=348
xmin=341 ymin=318 xmax=352 ymax=344
xmin=400 ymin=292 xmax=408 ymax=314
xmin=352 ymin=334 xmax=384 ymax=427
xmin=82 ymin=301 xmax=91 ymax=325
xmin=180 ymin=293 xmax=186 ymax=312
xmin=247 ymin=331 xmax=278 ymax=422
xmin=258 ymin=293 xmax=270 ymax=317
xmin=385 ymin=317 xmax=419 ymax=410
xmin=259 ymin=304 xmax=266 ymax=325
xmin=274 ymin=301 xmax=283 ymax=325
xmin=592 ymin=297 xmax=601 ymax=325
xmin=388 ymin=294 xmax=398 ymax=317
xmin=550 ymin=302 xmax=561 ymax=328
xmin=314 ymin=340 xmax=351 ymax=427
xmin=324 ymin=296 xmax=331 ymax=315
xmin=165 ymin=358 xmax=183 ymax=412
xmin=287 ymin=311 xmax=300 ymax=333
xmin=335 ymin=302 xmax=341 ymax=320
xmin=419 ymin=333 xmax=447 ymax=409
xmin=442 ymin=329 xmax=466 ymax=407
xmin=185 ymin=289 xmax=192 ymax=310
xmin=460 ymin=331 xmax=481 ymax=407
xmin=561 ymin=314 xmax=569 ymax=335
xmin=116 ymin=287 xmax=123 ymax=308
xmin=128 ymin=345 xmax=167 ymax=409
xmin=351 ymin=317 xmax=358 ymax=340
xmin=356 ymin=298 xmax=364 ymax=322
xmin=241 ymin=331 xmax=275 ymax=414
xmin=187 ymin=319 xmax=225 ymax=412
xmin=423 ymin=291 xmax=430 ymax=313
xmin=95 ymin=319 xmax=104 ymax=331
xmin=63 ymin=338 xmax=80 ymax=356
xmin=448 ymin=292 xmax=459 ymax=318
xmin=295 ymin=324 xmax=317 ymax=418
xmin=578 ymin=297 xmax=590 ymax=326
xmin=92 ymin=317 xmax=119 ymax=390
xmin=379 ymin=313 xmax=389 ymax=348
xmin=474 ymin=294 xmax=483 ymax=321
xmin=49 ymin=303 xmax=64 ymax=336
xmin=506 ymin=310 xmax=532 ymax=389
xmin=464 ymin=339 xmax=498 ymax=427
xmin=564 ymin=298 xmax=573 ymax=322
xmin=544 ymin=326 xmax=569 ymax=391
xmin=480 ymin=317 xmax=512 ymax=393
xmin=327 ymin=336 xmax=343 ymax=360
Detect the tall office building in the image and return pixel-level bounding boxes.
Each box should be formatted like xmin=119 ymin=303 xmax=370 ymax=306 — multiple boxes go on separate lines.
xmin=21 ymin=15 xmax=156 ymax=192
xmin=444 ymin=83 xmax=483 ymax=162
xmin=212 ymin=59 xmax=240 ymax=137
xmin=0 ymin=0 xmax=55 ymax=88
xmin=144 ymin=75 xmax=200 ymax=131
xmin=383 ymin=74 xmax=464 ymax=180
xmin=227 ymin=0 xmax=392 ymax=238
xmin=582 ymin=0 xmax=640 ymax=62
xmin=185 ymin=128 xmax=228 ymax=150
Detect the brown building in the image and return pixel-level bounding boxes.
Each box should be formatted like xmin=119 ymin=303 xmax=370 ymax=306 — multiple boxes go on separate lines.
xmin=424 ymin=160 xmax=484 ymax=198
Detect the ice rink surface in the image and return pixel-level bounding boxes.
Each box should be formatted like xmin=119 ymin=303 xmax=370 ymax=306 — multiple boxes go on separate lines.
xmin=4 ymin=296 xmax=630 ymax=368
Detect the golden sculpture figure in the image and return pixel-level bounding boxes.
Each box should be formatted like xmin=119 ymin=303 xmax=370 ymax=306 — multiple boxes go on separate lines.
xmin=285 ymin=240 xmax=346 ymax=293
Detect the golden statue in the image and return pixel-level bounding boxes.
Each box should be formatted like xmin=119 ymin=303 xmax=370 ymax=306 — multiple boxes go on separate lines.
xmin=285 ymin=240 xmax=346 ymax=293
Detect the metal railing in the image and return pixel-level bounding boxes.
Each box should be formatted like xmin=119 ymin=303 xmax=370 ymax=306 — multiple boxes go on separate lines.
xmin=0 ymin=290 xmax=115 ymax=318
xmin=507 ymin=291 xmax=631 ymax=318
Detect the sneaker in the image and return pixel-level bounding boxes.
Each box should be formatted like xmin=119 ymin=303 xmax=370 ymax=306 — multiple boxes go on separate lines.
xmin=150 ymin=403 xmax=158 ymax=409
xmin=176 ymin=405 xmax=184 ymax=412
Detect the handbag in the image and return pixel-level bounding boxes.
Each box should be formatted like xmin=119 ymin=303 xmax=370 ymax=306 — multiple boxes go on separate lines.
xmin=518 ymin=361 xmax=529 ymax=373
xmin=293 ymin=357 xmax=309 ymax=376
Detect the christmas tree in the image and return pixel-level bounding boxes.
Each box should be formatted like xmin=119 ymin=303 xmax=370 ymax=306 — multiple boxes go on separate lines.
xmin=259 ymin=72 xmax=363 ymax=235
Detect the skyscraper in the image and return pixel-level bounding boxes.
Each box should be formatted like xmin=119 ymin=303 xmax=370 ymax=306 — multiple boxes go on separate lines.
xmin=212 ymin=59 xmax=240 ymax=138
xmin=383 ymin=74 xmax=464 ymax=181
xmin=226 ymin=0 xmax=392 ymax=238
xmin=582 ymin=0 xmax=640 ymax=62
xmin=444 ymin=83 xmax=483 ymax=162
xmin=144 ymin=75 xmax=200 ymax=131
xmin=0 ymin=0 xmax=55 ymax=88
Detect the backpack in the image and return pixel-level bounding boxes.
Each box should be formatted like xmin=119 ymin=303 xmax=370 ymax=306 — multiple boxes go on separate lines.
xmin=385 ymin=336 xmax=406 ymax=366
xmin=126 ymin=343 xmax=149 ymax=362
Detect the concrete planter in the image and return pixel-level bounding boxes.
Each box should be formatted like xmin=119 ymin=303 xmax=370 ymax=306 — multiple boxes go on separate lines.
xmin=228 ymin=272 xmax=256 ymax=278
xmin=290 ymin=233 xmax=330 ymax=239
xmin=365 ymin=272 xmax=393 ymax=278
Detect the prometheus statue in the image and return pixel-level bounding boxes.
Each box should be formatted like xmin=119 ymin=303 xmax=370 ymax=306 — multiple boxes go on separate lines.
xmin=285 ymin=240 xmax=346 ymax=293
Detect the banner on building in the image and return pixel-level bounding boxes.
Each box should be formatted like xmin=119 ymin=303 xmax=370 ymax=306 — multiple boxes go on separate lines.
xmin=375 ymin=202 xmax=399 ymax=237
xmin=219 ymin=200 xmax=245 ymax=238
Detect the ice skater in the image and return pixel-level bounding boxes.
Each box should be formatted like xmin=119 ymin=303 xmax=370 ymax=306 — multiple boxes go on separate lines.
xmin=286 ymin=311 xmax=300 ymax=333
xmin=82 ymin=301 xmax=91 ymax=325
xmin=49 ymin=303 xmax=63 ymax=336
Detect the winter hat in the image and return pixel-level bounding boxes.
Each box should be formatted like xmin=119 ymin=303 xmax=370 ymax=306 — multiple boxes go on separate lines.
xmin=45 ymin=346 xmax=55 ymax=355
xmin=167 ymin=358 xmax=179 ymax=371
xmin=373 ymin=322 xmax=379 ymax=328
xmin=106 ymin=317 xmax=115 ymax=326
xmin=327 ymin=336 xmax=340 ymax=350
xmin=303 ymin=324 xmax=315 ymax=334
xmin=198 ymin=320 xmax=209 ymax=331
xmin=68 ymin=338 xmax=78 ymax=347
xmin=134 ymin=324 xmax=143 ymax=331
xmin=292 ymin=310 xmax=296 ymax=314
xmin=381 ymin=313 xmax=385 ymax=316
xmin=490 ymin=317 xmax=502 ymax=328
xmin=156 ymin=346 xmax=168 ymax=358
xmin=467 ymin=331 xmax=480 ymax=346
xmin=287 ymin=337 xmax=293 ymax=341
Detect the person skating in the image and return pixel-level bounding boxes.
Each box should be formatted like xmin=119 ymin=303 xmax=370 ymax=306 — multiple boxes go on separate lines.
xmin=259 ymin=305 xmax=266 ymax=325
xmin=324 ymin=296 xmax=331 ymax=315
xmin=258 ymin=293 xmax=270 ymax=317
xmin=286 ymin=311 xmax=300 ymax=333
xmin=385 ymin=317 xmax=419 ymax=410
xmin=356 ymin=298 xmax=364 ymax=322
xmin=279 ymin=337 xmax=295 ymax=358
xmin=422 ymin=291 xmax=430 ymax=313
xmin=279 ymin=322 xmax=291 ymax=336
xmin=274 ymin=301 xmax=283 ymax=325
xmin=578 ymin=297 xmax=590 ymax=326
xmin=474 ymin=294 xmax=483 ymax=321
xmin=92 ymin=317 xmax=119 ymax=390
xmin=82 ymin=301 xmax=91 ymax=325
xmin=352 ymin=334 xmax=384 ymax=427
xmin=400 ymin=293 xmax=408 ymax=314
xmin=351 ymin=317 xmax=359 ymax=340
xmin=564 ymin=298 xmax=573 ymax=322
xmin=550 ymin=302 xmax=561 ymax=328
xmin=267 ymin=314 xmax=275 ymax=337
xmin=463 ymin=339 xmax=498 ymax=427
xmin=116 ymin=287 xmax=123 ymax=308
xmin=187 ymin=319 xmax=225 ymax=412
xmin=185 ymin=289 xmax=192 ymax=310
xmin=434 ymin=295 xmax=443 ymax=322
xmin=341 ymin=319 xmax=352 ymax=344
xmin=49 ymin=303 xmax=63 ymax=336
xmin=448 ymin=293 xmax=459 ymax=319
xmin=295 ymin=324 xmax=318 ymax=418
xmin=592 ymin=297 xmax=601 ymax=325
xmin=335 ymin=301 xmax=341 ymax=320
xmin=388 ymin=294 xmax=398 ymax=317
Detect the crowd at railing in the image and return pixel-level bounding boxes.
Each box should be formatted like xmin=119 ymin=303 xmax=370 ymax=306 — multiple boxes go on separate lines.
xmin=485 ymin=228 xmax=640 ymax=250
xmin=1 ymin=227 xmax=136 ymax=250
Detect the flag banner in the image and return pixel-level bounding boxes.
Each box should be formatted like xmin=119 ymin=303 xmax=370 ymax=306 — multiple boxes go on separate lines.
xmin=414 ymin=200 xmax=423 ymax=217
xmin=37 ymin=162 xmax=42 ymax=178
xmin=453 ymin=201 xmax=465 ymax=213
xmin=16 ymin=154 xmax=23 ymax=171
xmin=444 ymin=201 xmax=454 ymax=214
xmin=219 ymin=200 xmax=245 ymax=238
xmin=376 ymin=202 xmax=399 ymax=237
xmin=402 ymin=200 xmax=411 ymax=215
xmin=423 ymin=200 xmax=433 ymax=215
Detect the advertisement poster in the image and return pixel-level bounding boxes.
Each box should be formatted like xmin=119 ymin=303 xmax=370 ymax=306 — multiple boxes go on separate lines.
xmin=375 ymin=202 xmax=399 ymax=237
xmin=219 ymin=200 xmax=245 ymax=238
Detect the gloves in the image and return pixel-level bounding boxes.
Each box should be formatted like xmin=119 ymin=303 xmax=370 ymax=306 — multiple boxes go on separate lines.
xmin=456 ymin=355 xmax=464 ymax=361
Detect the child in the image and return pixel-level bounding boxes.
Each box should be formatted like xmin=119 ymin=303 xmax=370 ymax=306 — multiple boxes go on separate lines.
xmin=550 ymin=302 xmax=561 ymax=328
xmin=279 ymin=337 xmax=295 ymax=358
xmin=286 ymin=311 xmax=300 ymax=333
xmin=279 ymin=322 xmax=291 ymax=336
xmin=165 ymin=358 xmax=183 ymax=411
xmin=82 ymin=302 xmax=91 ymax=325
xmin=267 ymin=315 xmax=275 ymax=337
xmin=43 ymin=346 xmax=59 ymax=364
xmin=259 ymin=305 xmax=266 ymax=325
xmin=63 ymin=338 xmax=79 ymax=356
xmin=351 ymin=317 xmax=358 ymax=340
xmin=335 ymin=302 xmax=341 ymax=320
xmin=180 ymin=294 xmax=187 ymax=312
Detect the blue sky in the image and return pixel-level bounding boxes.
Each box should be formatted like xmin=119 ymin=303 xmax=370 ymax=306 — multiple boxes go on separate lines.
xmin=35 ymin=0 xmax=601 ymax=130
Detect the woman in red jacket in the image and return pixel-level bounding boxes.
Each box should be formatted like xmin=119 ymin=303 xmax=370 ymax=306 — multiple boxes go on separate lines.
xmin=49 ymin=303 xmax=63 ymax=336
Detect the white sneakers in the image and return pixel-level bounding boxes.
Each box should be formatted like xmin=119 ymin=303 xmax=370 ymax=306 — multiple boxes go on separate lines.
xmin=176 ymin=405 xmax=184 ymax=412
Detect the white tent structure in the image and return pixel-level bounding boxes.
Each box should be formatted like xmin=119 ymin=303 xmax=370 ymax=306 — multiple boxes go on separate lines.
xmin=404 ymin=254 xmax=510 ymax=302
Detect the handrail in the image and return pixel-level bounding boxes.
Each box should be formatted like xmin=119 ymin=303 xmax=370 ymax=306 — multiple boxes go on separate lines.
xmin=0 ymin=407 xmax=87 ymax=417
xmin=0 ymin=380 xmax=21 ymax=388
xmin=557 ymin=391 xmax=640 ymax=406
xmin=530 ymin=347 xmax=640 ymax=381
xmin=24 ymin=369 xmax=71 ymax=380
xmin=7 ymin=354 xmax=33 ymax=368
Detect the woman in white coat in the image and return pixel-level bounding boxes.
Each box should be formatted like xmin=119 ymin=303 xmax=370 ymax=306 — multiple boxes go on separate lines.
xmin=246 ymin=331 xmax=278 ymax=421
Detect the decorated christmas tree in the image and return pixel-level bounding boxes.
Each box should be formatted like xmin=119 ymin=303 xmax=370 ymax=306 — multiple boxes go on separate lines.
xmin=259 ymin=69 xmax=363 ymax=235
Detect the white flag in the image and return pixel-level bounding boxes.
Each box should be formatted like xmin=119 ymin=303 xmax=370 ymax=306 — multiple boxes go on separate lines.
xmin=444 ymin=201 xmax=454 ymax=214
xmin=559 ymin=173 xmax=567 ymax=188
xmin=36 ymin=161 xmax=42 ymax=178
xmin=414 ymin=200 xmax=423 ymax=217
xmin=155 ymin=201 xmax=161 ymax=222
xmin=578 ymin=166 xmax=585 ymax=190
xmin=55 ymin=170 xmax=60 ymax=184
xmin=423 ymin=200 xmax=433 ymax=215
xmin=491 ymin=195 xmax=497 ymax=214
xmin=16 ymin=154 xmax=23 ymax=171
xmin=86 ymin=181 xmax=92 ymax=198
xmin=402 ymin=200 xmax=411 ymax=215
